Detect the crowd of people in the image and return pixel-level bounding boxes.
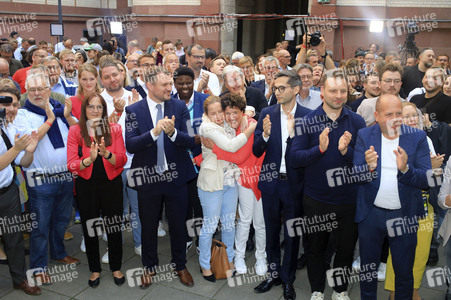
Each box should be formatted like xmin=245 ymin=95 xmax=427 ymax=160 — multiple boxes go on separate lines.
xmin=0 ymin=28 xmax=451 ymax=300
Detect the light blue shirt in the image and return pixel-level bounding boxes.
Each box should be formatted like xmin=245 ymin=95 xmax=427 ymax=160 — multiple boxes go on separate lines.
xmin=14 ymin=105 xmax=70 ymax=174
xmin=296 ymin=90 xmax=322 ymax=110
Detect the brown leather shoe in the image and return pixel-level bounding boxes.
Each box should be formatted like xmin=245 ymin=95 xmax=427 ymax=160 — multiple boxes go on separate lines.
xmin=139 ymin=270 xmax=156 ymax=289
xmin=53 ymin=255 xmax=80 ymax=265
xmin=177 ymin=268 xmax=194 ymax=287
xmin=14 ymin=280 xmax=42 ymax=295
xmin=64 ymin=231 xmax=73 ymax=241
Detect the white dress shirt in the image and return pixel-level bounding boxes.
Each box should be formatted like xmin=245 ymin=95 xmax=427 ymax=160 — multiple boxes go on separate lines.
xmin=146 ymin=97 xmax=178 ymax=172
xmin=193 ymin=69 xmax=221 ymax=96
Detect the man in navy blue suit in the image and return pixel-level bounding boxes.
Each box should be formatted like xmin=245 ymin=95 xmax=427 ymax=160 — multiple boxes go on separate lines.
xmin=353 ymin=94 xmax=431 ymax=299
xmin=253 ymin=70 xmax=311 ymax=300
xmin=173 ymin=66 xmax=208 ymax=252
xmin=125 ymin=67 xmax=196 ymax=289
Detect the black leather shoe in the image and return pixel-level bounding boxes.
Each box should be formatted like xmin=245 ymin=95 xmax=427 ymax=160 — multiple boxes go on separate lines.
xmin=296 ymin=254 xmax=307 ymax=270
xmin=254 ymin=277 xmax=282 ymax=293
xmin=114 ymin=275 xmax=125 ymax=286
xmin=282 ymin=282 xmax=296 ymax=300
xmin=200 ymin=267 xmax=216 ymax=282
xmin=88 ymin=277 xmax=100 ymax=288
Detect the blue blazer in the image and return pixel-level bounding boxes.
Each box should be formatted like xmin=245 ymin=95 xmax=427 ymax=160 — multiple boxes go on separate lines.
xmin=173 ymin=91 xmax=209 ymax=156
xmin=125 ymin=98 xmax=197 ymax=191
xmin=125 ymin=81 xmax=147 ymax=100
xmin=250 ymin=79 xmax=277 ymax=106
xmin=353 ymin=124 xmax=431 ymax=223
xmin=253 ymin=103 xmax=311 ymax=197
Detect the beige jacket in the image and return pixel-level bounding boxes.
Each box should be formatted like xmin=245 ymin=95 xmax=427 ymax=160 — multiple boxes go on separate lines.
xmin=197 ymin=115 xmax=248 ymax=192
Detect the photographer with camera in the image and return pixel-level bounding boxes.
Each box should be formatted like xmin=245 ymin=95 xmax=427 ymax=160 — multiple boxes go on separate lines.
xmin=295 ymin=32 xmax=335 ymax=71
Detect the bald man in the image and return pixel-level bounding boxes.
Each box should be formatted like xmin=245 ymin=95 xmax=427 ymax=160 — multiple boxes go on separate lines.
xmin=353 ymin=94 xmax=431 ymax=299
xmin=277 ymin=49 xmax=292 ymax=71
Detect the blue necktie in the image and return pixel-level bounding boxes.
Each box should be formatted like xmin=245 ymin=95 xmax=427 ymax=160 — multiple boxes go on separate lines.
xmin=156 ymin=104 xmax=165 ymax=175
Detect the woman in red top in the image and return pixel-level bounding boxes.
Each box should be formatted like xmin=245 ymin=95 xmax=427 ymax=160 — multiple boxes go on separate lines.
xmin=67 ymin=93 xmax=127 ymax=288
xmin=69 ymin=64 xmax=101 ymax=119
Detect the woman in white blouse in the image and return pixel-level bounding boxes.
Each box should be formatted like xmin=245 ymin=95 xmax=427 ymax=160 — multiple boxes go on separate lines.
xmin=197 ymin=96 xmax=256 ymax=282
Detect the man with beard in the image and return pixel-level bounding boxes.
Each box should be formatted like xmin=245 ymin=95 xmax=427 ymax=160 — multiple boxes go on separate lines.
xmin=410 ymin=67 xmax=451 ymax=123
xmin=250 ymin=56 xmax=280 ymax=106
xmin=59 ymin=49 xmax=78 ymax=85
xmin=353 ymin=94 xmax=430 ymax=299
xmin=290 ymin=69 xmax=366 ymax=300
xmin=436 ymin=54 xmax=450 ymax=75
xmin=357 ymin=63 xmax=409 ymax=126
xmin=41 ymin=56 xmax=77 ymax=98
xmin=173 ymin=66 xmax=208 ymax=253
xmin=348 ymin=73 xmax=381 ymax=112
xmin=100 ymin=60 xmax=141 ymax=262
xmin=402 ymin=48 xmax=435 ymax=95
xmin=186 ymin=44 xmax=221 ymax=96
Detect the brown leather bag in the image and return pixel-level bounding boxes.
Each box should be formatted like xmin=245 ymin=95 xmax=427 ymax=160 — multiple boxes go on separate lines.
xmin=210 ymin=239 xmax=231 ymax=279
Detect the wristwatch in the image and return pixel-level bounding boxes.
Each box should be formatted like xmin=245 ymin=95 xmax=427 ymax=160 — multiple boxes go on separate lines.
xmin=106 ymin=151 xmax=113 ymax=159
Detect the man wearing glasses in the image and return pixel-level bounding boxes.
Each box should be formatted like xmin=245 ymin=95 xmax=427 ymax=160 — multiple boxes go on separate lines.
xmin=250 ymin=56 xmax=280 ymax=105
xmin=12 ymin=47 xmax=47 ymax=93
xmin=125 ymin=54 xmax=157 ymax=100
xmin=186 ymin=44 xmax=221 ymax=96
xmin=41 ymin=56 xmax=77 ymax=98
xmin=277 ymin=49 xmax=292 ymax=71
xmin=294 ymin=64 xmax=322 ymax=110
xmin=14 ymin=73 xmax=79 ymax=284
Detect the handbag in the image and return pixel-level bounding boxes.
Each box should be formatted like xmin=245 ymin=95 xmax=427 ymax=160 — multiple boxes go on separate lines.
xmin=210 ymin=239 xmax=231 ymax=279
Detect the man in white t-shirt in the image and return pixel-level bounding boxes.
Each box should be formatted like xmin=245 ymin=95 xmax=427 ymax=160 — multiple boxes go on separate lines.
xmin=99 ymin=60 xmax=142 ymax=260
xmin=186 ymin=44 xmax=221 ymax=96
xmin=353 ymin=94 xmax=431 ymax=299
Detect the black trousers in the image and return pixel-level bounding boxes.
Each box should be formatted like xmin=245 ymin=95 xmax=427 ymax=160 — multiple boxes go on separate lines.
xmin=138 ymin=182 xmax=189 ymax=271
xmin=0 ymin=183 xmax=26 ymax=285
xmin=303 ymin=194 xmax=358 ymax=293
xmin=185 ymin=177 xmax=203 ymax=243
xmin=76 ymin=175 xmax=123 ymax=273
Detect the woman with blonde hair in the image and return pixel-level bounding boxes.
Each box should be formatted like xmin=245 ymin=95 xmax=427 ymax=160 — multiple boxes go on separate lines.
xmin=69 ymin=63 xmax=101 ymax=119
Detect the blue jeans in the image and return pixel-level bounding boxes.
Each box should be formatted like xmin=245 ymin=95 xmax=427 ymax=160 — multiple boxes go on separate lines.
xmin=27 ymin=175 xmax=73 ymax=269
xmin=198 ymin=184 xmax=238 ymax=269
xmin=122 ymin=169 xmax=141 ymax=248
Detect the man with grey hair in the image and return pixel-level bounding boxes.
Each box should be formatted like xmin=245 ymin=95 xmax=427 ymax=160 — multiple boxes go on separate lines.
xmin=293 ymin=64 xmax=322 ymax=110
xmin=127 ymin=40 xmax=143 ymax=56
xmin=80 ymin=37 xmax=89 ymax=48
xmin=0 ymin=43 xmax=23 ymax=76
xmin=42 ymin=56 xmax=77 ymax=97
xmin=186 ymin=44 xmax=221 ymax=96
xmin=15 ymin=72 xmax=79 ymax=284
xmin=232 ymin=51 xmax=244 ymax=66
xmin=251 ymin=56 xmax=281 ymax=105
xmin=222 ymin=65 xmax=267 ymax=120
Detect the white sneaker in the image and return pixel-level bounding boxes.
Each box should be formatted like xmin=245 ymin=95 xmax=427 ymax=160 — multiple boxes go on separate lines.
xmin=80 ymin=237 xmax=86 ymax=253
xmin=102 ymin=232 xmax=108 ymax=242
xmin=377 ymin=262 xmax=386 ymax=281
xmin=101 ymin=251 xmax=109 ymax=264
xmin=255 ymin=259 xmax=267 ymax=276
xmin=332 ymin=291 xmax=351 ymax=300
xmin=310 ymin=291 xmax=324 ymax=300
xmin=135 ymin=245 xmax=142 ymax=256
xmin=186 ymin=241 xmax=193 ymax=254
xmin=352 ymin=256 xmax=360 ymax=272
xmin=158 ymin=221 xmax=166 ymax=237
xmin=234 ymin=258 xmax=247 ymax=274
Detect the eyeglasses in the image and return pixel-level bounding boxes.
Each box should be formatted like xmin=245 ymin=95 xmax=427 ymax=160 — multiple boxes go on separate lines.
xmin=87 ymin=105 xmax=103 ymax=111
xmin=272 ymin=85 xmax=292 ymax=93
xmin=265 ymin=66 xmax=279 ymax=71
xmin=300 ymin=75 xmax=313 ymax=80
xmin=281 ymin=55 xmax=291 ymax=59
xmin=28 ymin=87 xmax=49 ymax=93
xmin=192 ymin=55 xmax=205 ymax=60
xmin=382 ymin=79 xmax=401 ymax=84
xmin=140 ymin=63 xmax=156 ymax=68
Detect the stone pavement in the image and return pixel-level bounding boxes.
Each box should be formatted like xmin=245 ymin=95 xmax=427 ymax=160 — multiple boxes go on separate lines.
xmin=0 ymin=220 xmax=448 ymax=300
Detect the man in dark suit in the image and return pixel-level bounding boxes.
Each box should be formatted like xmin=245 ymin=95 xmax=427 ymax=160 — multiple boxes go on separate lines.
xmin=125 ymin=67 xmax=196 ymax=289
xmin=125 ymin=54 xmax=156 ymax=99
xmin=353 ymin=94 xmax=431 ymax=299
xmin=253 ymin=70 xmax=311 ymax=300
xmin=173 ymin=66 xmax=208 ymax=252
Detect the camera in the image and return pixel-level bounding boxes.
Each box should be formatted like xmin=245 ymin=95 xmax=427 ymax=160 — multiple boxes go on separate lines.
xmin=308 ymin=31 xmax=322 ymax=47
